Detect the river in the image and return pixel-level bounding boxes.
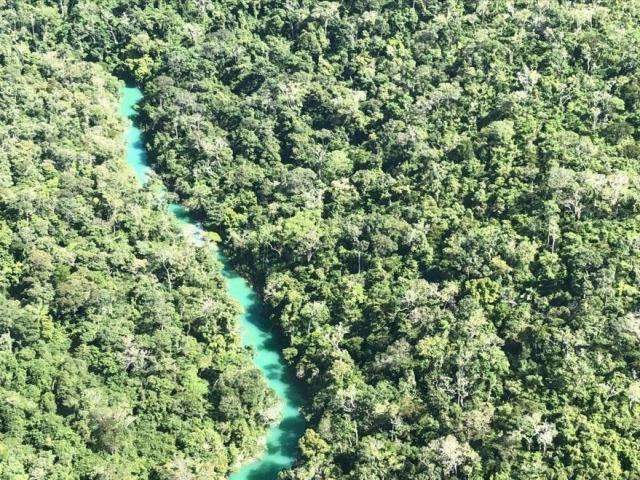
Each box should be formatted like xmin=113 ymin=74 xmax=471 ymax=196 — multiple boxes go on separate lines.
xmin=120 ymin=85 xmax=305 ymax=480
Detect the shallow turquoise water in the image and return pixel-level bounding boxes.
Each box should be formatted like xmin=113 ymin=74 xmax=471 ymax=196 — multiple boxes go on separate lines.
xmin=120 ymin=86 xmax=305 ymax=479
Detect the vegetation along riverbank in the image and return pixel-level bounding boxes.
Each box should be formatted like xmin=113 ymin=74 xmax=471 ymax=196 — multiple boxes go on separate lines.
xmin=2 ymin=1 xmax=640 ymax=479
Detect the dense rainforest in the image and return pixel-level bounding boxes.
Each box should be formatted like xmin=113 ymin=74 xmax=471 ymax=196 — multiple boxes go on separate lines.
xmin=2 ymin=0 xmax=640 ymax=479
xmin=0 ymin=11 xmax=275 ymax=480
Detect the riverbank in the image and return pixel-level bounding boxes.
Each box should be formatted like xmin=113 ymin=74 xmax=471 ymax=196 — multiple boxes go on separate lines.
xmin=120 ymin=85 xmax=305 ymax=480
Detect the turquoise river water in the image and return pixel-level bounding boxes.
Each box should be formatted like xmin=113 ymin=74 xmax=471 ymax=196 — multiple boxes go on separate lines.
xmin=120 ymin=86 xmax=305 ymax=479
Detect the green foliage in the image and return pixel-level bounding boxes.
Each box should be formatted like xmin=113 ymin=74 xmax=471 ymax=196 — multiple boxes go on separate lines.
xmin=3 ymin=0 xmax=640 ymax=478
xmin=106 ymin=1 xmax=640 ymax=478
xmin=0 ymin=24 xmax=273 ymax=479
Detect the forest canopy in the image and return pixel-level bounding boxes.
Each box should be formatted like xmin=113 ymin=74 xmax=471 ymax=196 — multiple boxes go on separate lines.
xmin=2 ymin=0 xmax=640 ymax=479
xmin=0 ymin=9 xmax=274 ymax=480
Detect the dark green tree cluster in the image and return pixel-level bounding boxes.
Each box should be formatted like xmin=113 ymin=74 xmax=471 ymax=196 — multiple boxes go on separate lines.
xmin=0 ymin=14 xmax=274 ymax=479
xmin=4 ymin=0 xmax=640 ymax=478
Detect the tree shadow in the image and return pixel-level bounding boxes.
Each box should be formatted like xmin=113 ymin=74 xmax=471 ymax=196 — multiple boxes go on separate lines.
xmin=241 ymin=460 xmax=287 ymax=480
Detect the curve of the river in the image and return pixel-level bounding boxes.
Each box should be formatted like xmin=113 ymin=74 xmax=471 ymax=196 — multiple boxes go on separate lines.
xmin=120 ymin=85 xmax=305 ymax=480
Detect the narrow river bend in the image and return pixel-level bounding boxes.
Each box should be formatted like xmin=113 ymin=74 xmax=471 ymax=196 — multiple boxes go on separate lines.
xmin=120 ymin=86 xmax=305 ymax=480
